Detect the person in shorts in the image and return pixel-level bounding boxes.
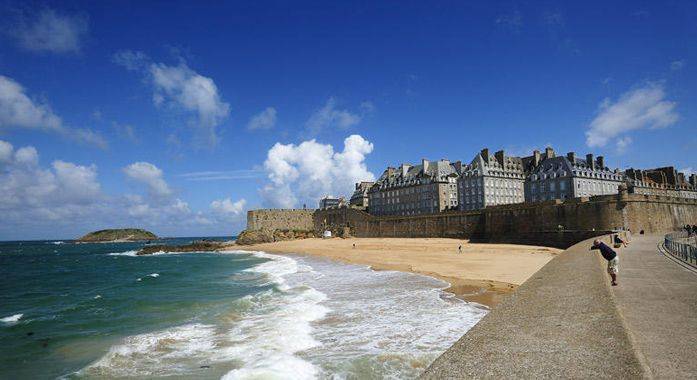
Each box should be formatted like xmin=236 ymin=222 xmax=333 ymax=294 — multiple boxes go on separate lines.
xmin=592 ymin=239 xmax=619 ymax=286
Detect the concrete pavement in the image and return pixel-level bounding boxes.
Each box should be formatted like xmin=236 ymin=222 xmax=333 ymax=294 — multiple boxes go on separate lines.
xmin=612 ymin=234 xmax=697 ymax=379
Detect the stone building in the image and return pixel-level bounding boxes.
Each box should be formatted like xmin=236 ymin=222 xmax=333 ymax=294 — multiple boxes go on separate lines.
xmin=349 ymin=181 xmax=374 ymax=209
xmin=367 ymin=159 xmax=460 ymax=216
xmin=524 ymin=147 xmax=624 ymax=202
xmin=458 ymin=148 xmax=525 ymax=211
xmin=625 ymin=167 xmax=697 ymax=199
xmin=318 ymin=196 xmax=343 ymax=209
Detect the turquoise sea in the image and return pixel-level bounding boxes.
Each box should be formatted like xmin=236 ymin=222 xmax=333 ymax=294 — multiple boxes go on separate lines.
xmin=0 ymin=238 xmax=487 ymax=379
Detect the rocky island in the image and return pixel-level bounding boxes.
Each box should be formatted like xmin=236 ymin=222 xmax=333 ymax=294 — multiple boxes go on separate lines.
xmin=136 ymin=240 xmax=228 ymax=255
xmin=77 ymin=228 xmax=158 ymax=243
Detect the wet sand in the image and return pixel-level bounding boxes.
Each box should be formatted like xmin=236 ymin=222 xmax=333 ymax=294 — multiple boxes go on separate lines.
xmin=231 ymin=238 xmax=560 ymax=307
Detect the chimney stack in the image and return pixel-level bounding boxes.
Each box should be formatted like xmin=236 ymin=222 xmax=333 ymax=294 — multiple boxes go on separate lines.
xmin=597 ymin=156 xmax=605 ymax=169
xmin=481 ymin=148 xmax=490 ymax=163
xmin=422 ymin=158 xmax=429 ymax=173
xmin=567 ymin=152 xmax=576 ymax=162
xmin=533 ymin=150 xmax=541 ymax=167
xmin=586 ymin=154 xmax=595 ymax=170
xmin=495 ymin=150 xmax=505 ymax=166
xmin=545 ymin=146 xmax=555 ymax=158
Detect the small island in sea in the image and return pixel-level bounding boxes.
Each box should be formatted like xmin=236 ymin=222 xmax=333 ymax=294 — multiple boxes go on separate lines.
xmin=77 ymin=228 xmax=158 ymax=243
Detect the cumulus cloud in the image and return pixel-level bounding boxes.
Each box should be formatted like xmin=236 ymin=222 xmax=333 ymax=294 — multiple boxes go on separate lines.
xmin=123 ymin=162 xmax=173 ymax=198
xmin=114 ymin=51 xmax=230 ymax=148
xmin=210 ymin=198 xmax=247 ymax=217
xmin=247 ymin=107 xmax=277 ymax=130
xmin=261 ymin=134 xmax=375 ymax=208
xmin=0 ymin=140 xmax=247 ymax=239
xmin=11 ymin=9 xmax=88 ymax=54
xmin=0 ymin=75 xmax=106 ymax=148
xmin=305 ymin=98 xmax=365 ymax=136
xmin=585 ymin=83 xmax=678 ymax=149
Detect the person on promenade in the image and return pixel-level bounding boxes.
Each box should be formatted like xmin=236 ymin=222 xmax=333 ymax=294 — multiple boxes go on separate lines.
xmin=591 ymin=239 xmax=619 ymax=286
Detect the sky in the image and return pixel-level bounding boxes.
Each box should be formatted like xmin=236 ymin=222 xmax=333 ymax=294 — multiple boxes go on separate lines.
xmin=0 ymin=0 xmax=695 ymax=240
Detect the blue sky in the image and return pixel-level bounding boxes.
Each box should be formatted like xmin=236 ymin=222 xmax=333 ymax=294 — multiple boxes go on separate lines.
xmin=0 ymin=1 xmax=695 ymax=240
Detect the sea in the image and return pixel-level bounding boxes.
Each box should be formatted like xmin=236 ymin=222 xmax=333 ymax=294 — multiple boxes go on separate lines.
xmin=0 ymin=237 xmax=487 ymax=379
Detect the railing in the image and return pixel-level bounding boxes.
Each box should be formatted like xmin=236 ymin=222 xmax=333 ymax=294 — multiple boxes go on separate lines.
xmin=664 ymin=232 xmax=697 ymax=267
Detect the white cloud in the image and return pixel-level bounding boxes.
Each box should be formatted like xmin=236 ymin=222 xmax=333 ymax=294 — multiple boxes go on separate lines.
xmin=149 ymin=62 xmax=230 ymax=147
xmin=247 ymin=107 xmax=277 ymax=130
xmin=305 ymin=98 xmax=363 ymax=136
xmin=586 ymin=83 xmax=678 ymax=148
xmin=0 ymin=140 xmax=245 ymax=239
xmin=0 ymin=75 xmax=106 ymax=148
xmin=261 ymin=134 xmax=375 ymax=208
xmin=178 ymin=169 xmax=263 ymax=181
xmin=671 ymin=60 xmax=685 ymax=71
xmin=123 ymin=162 xmax=173 ymax=198
xmin=615 ymin=136 xmax=632 ymax=154
xmin=14 ymin=9 xmax=88 ymax=54
xmin=210 ymin=198 xmax=247 ymax=216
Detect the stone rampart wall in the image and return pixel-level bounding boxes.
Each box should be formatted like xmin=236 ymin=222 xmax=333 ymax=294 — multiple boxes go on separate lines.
xmin=246 ymin=193 xmax=697 ymax=248
xmin=246 ymin=209 xmax=315 ymax=231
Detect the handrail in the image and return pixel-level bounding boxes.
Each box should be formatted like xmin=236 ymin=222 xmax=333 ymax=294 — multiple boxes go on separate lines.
xmin=664 ymin=231 xmax=697 ymax=267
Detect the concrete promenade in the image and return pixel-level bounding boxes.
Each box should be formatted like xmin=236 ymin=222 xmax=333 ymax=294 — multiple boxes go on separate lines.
xmin=421 ymin=235 xmax=646 ymax=379
xmin=612 ymin=234 xmax=697 ymax=378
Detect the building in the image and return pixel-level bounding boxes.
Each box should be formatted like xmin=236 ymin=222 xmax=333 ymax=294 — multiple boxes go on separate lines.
xmin=318 ymin=196 xmax=343 ymax=209
xmin=458 ymin=149 xmax=525 ymax=211
xmin=625 ymin=167 xmax=697 ymax=199
xmin=349 ymin=181 xmax=374 ymax=209
xmin=367 ymin=159 xmax=460 ymax=216
xmin=524 ymin=148 xmax=624 ymax=202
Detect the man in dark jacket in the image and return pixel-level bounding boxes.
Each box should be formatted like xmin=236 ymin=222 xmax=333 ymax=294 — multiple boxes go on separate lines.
xmin=592 ymin=239 xmax=618 ymax=286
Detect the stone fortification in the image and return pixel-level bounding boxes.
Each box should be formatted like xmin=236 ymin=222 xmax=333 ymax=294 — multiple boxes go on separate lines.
xmin=246 ymin=209 xmax=315 ymax=231
xmin=243 ymin=193 xmax=697 ymax=248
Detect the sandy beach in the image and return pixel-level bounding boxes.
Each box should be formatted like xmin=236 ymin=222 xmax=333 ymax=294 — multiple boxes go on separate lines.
xmin=234 ymin=238 xmax=561 ymax=306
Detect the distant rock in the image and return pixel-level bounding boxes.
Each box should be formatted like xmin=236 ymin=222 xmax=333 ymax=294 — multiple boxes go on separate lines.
xmin=235 ymin=229 xmax=314 ymax=245
xmin=137 ymin=240 xmax=226 ymax=255
xmin=77 ymin=228 xmax=158 ymax=243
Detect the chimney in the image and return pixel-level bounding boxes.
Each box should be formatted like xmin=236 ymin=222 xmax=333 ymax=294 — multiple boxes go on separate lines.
xmin=566 ymin=152 xmax=576 ymax=163
xmin=533 ymin=150 xmax=541 ymax=167
xmin=422 ymin=158 xmax=429 ymax=173
xmin=586 ymin=154 xmax=595 ymax=170
xmin=690 ymin=174 xmax=697 ymax=187
xmin=481 ymin=148 xmax=490 ymax=163
xmin=597 ymin=156 xmax=605 ymax=169
xmin=545 ymin=146 xmax=555 ymax=158
xmin=401 ymin=163 xmax=409 ymax=176
xmin=453 ymin=160 xmax=462 ymax=173
xmin=495 ymin=150 xmax=505 ymax=166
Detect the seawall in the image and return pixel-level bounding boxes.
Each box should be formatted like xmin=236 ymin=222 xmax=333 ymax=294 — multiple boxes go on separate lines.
xmin=245 ymin=193 xmax=697 ymax=248
xmin=420 ymin=234 xmax=647 ymax=379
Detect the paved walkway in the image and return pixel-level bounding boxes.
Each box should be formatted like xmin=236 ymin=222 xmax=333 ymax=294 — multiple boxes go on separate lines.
xmin=612 ymin=234 xmax=697 ymax=379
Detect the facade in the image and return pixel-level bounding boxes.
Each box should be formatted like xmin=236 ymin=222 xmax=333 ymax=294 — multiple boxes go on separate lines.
xmin=524 ymin=148 xmax=624 ymax=202
xmin=625 ymin=167 xmax=697 ymax=199
xmin=318 ymin=196 xmax=343 ymax=209
xmin=367 ymin=159 xmax=460 ymax=216
xmin=458 ymin=149 xmax=525 ymax=211
xmin=349 ymin=181 xmax=374 ymax=208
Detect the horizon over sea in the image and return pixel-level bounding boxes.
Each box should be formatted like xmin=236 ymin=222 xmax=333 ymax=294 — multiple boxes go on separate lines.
xmin=0 ymin=237 xmax=487 ymax=379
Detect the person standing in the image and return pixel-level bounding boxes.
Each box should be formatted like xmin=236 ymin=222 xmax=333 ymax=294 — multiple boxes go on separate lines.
xmin=592 ymin=239 xmax=619 ymax=286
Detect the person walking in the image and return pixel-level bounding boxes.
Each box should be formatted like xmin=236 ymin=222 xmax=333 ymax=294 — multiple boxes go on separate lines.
xmin=591 ymin=239 xmax=619 ymax=286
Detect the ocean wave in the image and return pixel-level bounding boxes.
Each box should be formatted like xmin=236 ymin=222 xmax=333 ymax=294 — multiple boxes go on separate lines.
xmin=82 ymin=323 xmax=219 ymax=377
xmin=1 ymin=313 xmax=23 ymax=324
xmin=107 ymin=250 xmax=138 ymax=257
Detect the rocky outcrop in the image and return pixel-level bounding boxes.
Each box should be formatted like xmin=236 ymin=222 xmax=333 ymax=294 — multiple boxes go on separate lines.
xmin=235 ymin=229 xmax=315 ymax=245
xmin=77 ymin=228 xmax=157 ymax=243
xmin=137 ymin=240 xmax=225 ymax=255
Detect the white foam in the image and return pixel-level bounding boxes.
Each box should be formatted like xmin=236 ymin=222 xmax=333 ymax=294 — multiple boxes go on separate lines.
xmin=50 ymin=241 xmax=65 ymax=245
xmin=1 ymin=313 xmax=23 ymax=324
xmin=148 ymin=273 xmax=159 ymax=278
xmin=107 ymin=250 xmax=138 ymax=257
xmin=83 ymin=324 xmax=218 ymax=377
xmin=220 ymin=251 xmax=329 ymax=380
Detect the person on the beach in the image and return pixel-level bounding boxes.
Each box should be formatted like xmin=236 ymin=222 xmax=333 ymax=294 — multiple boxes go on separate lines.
xmin=458 ymin=245 xmax=462 ymax=254
xmin=591 ymin=239 xmax=619 ymax=286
